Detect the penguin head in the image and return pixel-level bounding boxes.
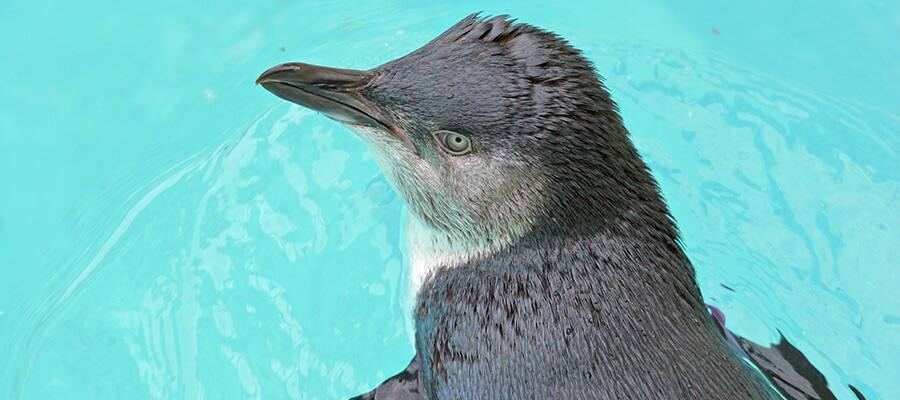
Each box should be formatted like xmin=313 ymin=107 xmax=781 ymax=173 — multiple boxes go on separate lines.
xmin=258 ymin=14 xmax=667 ymax=247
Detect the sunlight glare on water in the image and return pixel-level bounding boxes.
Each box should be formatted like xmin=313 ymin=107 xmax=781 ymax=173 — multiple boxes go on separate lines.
xmin=1 ymin=1 xmax=897 ymax=399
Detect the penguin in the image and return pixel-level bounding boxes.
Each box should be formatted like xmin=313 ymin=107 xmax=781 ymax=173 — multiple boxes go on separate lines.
xmin=257 ymin=14 xmax=863 ymax=400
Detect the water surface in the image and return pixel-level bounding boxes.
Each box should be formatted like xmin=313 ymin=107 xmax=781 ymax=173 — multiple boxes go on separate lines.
xmin=1 ymin=1 xmax=898 ymax=398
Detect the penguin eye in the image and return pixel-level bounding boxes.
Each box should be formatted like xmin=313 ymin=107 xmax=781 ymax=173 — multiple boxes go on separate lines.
xmin=434 ymin=130 xmax=472 ymax=155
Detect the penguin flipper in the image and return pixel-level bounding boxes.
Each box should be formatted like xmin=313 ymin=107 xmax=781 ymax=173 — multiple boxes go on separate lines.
xmin=349 ymin=355 xmax=425 ymax=400
xmin=708 ymin=305 xmax=865 ymax=400
xmin=734 ymin=333 xmax=857 ymax=400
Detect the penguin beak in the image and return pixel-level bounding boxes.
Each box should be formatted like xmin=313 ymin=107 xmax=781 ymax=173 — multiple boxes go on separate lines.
xmin=256 ymin=62 xmax=410 ymax=146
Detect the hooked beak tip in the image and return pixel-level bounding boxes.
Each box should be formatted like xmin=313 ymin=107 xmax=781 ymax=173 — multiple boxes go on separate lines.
xmin=255 ymin=63 xmax=297 ymax=85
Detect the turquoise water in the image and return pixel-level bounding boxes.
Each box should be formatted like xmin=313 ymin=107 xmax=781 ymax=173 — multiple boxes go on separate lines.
xmin=1 ymin=1 xmax=898 ymax=398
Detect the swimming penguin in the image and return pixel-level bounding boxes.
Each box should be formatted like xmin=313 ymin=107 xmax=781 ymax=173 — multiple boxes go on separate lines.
xmin=257 ymin=14 xmax=863 ymax=400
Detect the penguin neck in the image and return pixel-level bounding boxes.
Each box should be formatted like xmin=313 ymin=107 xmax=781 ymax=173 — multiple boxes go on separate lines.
xmin=403 ymin=199 xmax=696 ymax=305
xmin=404 ymin=212 xmax=519 ymax=294
xmin=524 ymin=179 xmax=700 ymax=306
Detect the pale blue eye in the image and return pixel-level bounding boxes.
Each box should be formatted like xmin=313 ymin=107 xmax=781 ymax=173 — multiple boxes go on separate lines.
xmin=435 ymin=130 xmax=471 ymax=155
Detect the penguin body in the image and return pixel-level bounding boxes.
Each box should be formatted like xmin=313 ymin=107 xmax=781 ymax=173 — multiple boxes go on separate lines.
xmin=258 ymin=14 xmax=861 ymax=400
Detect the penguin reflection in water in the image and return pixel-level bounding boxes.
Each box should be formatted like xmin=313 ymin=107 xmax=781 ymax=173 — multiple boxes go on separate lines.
xmin=258 ymin=14 xmax=864 ymax=400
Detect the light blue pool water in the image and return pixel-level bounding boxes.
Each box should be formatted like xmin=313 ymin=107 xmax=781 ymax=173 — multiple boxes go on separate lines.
xmin=1 ymin=1 xmax=897 ymax=399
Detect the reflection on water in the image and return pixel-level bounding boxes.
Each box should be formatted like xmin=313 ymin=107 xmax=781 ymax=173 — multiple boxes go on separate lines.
xmin=10 ymin=107 xmax=413 ymax=398
xmin=2 ymin=2 xmax=898 ymax=399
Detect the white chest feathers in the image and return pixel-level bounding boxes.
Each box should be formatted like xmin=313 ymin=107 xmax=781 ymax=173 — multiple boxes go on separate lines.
xmin=403 ymin=213 xmax=509 ymax=295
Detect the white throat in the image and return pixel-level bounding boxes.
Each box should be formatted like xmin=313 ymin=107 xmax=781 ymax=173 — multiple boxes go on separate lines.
xmin=403 ymin=212 xmax=511 ymax=295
